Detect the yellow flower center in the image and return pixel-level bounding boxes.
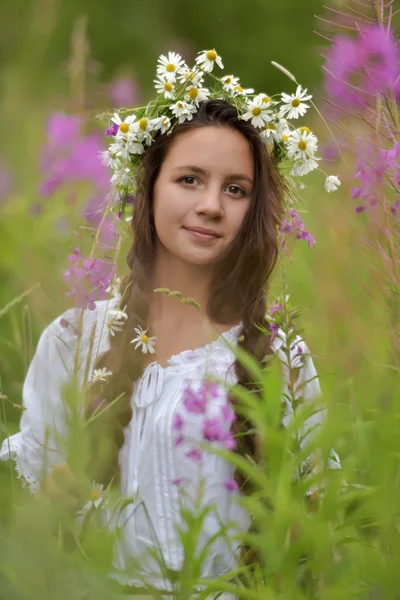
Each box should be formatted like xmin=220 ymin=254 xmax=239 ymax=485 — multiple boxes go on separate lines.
xmin=162 ymin=117 xmax=169 ymax=125
xmin=188 ymin=87 xmax=198 ymax=100
xmin=91 ymin=491 xmax=100 ymax=501
xmin=282 ymin=134 xmax=289 ymax=142
xmin=166 ymin=63 xmax=175 ymax=73
xmin=189 ymin=72 xmax=195 ymax=81
xmin=291 ymin=98 xmax=300 ymax=107
xmin=177 ymin=102 xmax=184 ymax=108
xmin=225 ymin=77 xmax=232 ymax=84
xmin=141 ymin=334 xmax=149 ymax=344
xmin=252 ymin=107 xmax=262 ymax=116
xmin=298 ymin=140 xmax=307 ymax=151
xmin=206 ymin=50 xmax=217 ymax=61
xmin=300 ymin=126 xmax=311 ymax=134
xmin=138 ymin=118 xmax=148 ymax=131
xmin=164 ymin=82 xmax=173 ymax=92
xmin=266 ymin=123 xmax=276 ymax=130
xmin=234 ymin=85 xmax=243 ymax=93
xmin=262 ymin=96 xmax=271 ymax=104
xmin=119 ymin=123 xmax=129 ymax=134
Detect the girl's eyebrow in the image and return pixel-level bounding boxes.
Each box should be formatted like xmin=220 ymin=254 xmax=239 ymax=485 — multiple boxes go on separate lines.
xmin=172 ymin=165 xmax=254 ymax=185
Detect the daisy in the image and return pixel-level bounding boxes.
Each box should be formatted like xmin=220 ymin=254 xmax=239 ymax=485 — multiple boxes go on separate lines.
xmin=170 ymin=100 xmax=196 ymax=124
xmin=111 ymin=166 xmax=133 ymax=188
xmin=132 ymin=117 xmax=154 ymax=145
xmin=91 ymin=368 xmax=113 ymax=383
xmin=195 ymin=49 xmax=224 ymax=72
xmin=77 ymin=482 xmax=105 ymax=517
xmin=109 ymin=141 xmax=130 ymax=161
xmin=287 ymin=129 xmax=318 ymax=161
xmin=254 ymin=93 xmax=277 ymax=108
xmin=279 ymin=85 xmax=312 ymax=119
xmin=152 ymin=115 xmax=172 ymax=134
xmin=185 ymin=86 xmax=210 ymax=107
xmin=242 ymin=96 xmax=273 ymax=129
xmin=325 ymin=175 xmax=341 ymax=193
xmin=290 ymin=157 xmax=319 ymax=177
xmin=154 ymin=75 xmax=175 ymax=99
xmin=221 ymin=75 xmax=239 ymax=92
xmin=157 ymin=52 xmax=185 ymax=83
xmin=177 ymin=67 xmax=204 ymax=86
xmin=111 ymin=113 xmax=137 ymax=136
xmin=127 ymin=138 xmax=145 ymax=155
xmin=231 ymin=84 xmax=254 ymax=97
xmin=99 ymin=149 xmax=121 ymax=170
xmin=130 ymin=326 xmax=156 ymax=354
xmin=105 ymin=306 xmax=128 ymax=336
xmin=260 ymin=122 xmax=282 ymax=144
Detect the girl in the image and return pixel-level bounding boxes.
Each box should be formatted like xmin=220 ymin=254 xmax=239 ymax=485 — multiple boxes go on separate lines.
xmin=0 ymin=53 xmax=338 ymax=598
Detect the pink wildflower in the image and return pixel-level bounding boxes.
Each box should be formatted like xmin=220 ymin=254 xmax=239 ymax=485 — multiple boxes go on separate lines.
xmin=185 ymin=447 xmax=203 ymax=462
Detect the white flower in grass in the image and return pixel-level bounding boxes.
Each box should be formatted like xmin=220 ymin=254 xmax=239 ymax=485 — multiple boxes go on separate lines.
xmin=290 ymin=157 xmax=319 ymax=177
xmin=242 ymin=96 xmax=273 ymax=129
xmin=111 ymin=113 xmax=137 ymax=136
xmin=106 ymin=306 xmax=128 ymax=336
xmin=152 ymin=115 xmax=172 ymax=134
xmin=177 ymin=67 xmax=204 ymax=86
xmin=91 ymin=368 xmax=113 ymax=383
xmin=130 ymin=326 xmax=156 ymax=354
xmin=170 ymin=100 xmax=196 ymax=124
xmin=157 ymin=52 xmax=185 ymax=83
xmin=221 ymin=75 xmax=240 ymax=92
xmin=154 ymin=76 xmax=175 ymax=99
xmin=287 ymin=129 xmax=318 ymax=162
xmin=185 ymin=86 xmax=210 ymax=107
xmin=279 ymin=85 xmax=312 ymax=119
xmin=325 ymin=175 xmax=341 ymax=192
xmin=195 ymin=49 xmax=224 ymax=72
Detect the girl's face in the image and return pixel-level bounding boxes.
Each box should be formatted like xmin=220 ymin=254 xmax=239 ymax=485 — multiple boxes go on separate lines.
xmin=153 ymin=126 xmax=254 ymax=267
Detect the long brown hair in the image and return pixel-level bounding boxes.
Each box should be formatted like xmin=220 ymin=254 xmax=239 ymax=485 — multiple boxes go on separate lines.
xmin=85 ymin=99 xmax=285 ymax=488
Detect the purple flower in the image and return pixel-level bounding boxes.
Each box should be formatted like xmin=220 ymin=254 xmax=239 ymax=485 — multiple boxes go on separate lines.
xmin=172 ymin=413 xmax=183 ymax=432
xmin=172 ymin=477 xmax=183 ymax=486
xmin=109 ymin=77 xmax=141 ymax=107
xmin=221 ymin=404 xmax=236 ymax=426
xmin=203 ymin=416 xmax=237 ymax=450
xmin=281 ymin=209 xmax=315 ymax=248
xmin=63 ymin=247 xmax=114 ymax=310
xmin=185 ymin=447 xmax=203 ymax=462
xmin=224 ymin=479 xmax=239 ymax=493
xmin=324 ymin=26 xmax=400 ymax=108
xmin=105 ymin=123 xmax=119 ymax=137
xmin=269 ymin=321 xmax=279 ymax=343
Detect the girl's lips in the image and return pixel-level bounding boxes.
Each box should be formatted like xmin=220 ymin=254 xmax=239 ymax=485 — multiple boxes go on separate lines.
xmin=184 ymin=227 xmax=221 ymax=241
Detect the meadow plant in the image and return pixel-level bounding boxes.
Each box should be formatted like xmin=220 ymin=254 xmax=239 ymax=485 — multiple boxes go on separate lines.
xmin=320 ymin=0 xmax=400 ymax=358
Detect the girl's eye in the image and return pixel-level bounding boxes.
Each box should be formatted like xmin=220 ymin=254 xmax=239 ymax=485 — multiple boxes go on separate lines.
xmin=226 ymin=184 xmax=245 ymax=198
xmin=178 ymin=176 xmax=198 ymax=186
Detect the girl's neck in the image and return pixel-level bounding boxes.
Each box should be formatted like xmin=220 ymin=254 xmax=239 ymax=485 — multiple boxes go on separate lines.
xmin=144 ymin=251 xmax=235 ymax=367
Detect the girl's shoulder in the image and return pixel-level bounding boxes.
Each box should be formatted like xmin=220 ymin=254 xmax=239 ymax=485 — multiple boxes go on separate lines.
xmin=39 ymin=297 xmax=120 ymax=382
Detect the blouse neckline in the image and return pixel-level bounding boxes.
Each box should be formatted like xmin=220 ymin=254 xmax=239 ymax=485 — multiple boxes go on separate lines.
xmin=144 ymin=321 xmax=243 ymax=371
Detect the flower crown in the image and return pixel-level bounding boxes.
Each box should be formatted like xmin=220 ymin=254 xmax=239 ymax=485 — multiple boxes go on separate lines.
xmin=99 ymin=49 xmax=341 ymax=218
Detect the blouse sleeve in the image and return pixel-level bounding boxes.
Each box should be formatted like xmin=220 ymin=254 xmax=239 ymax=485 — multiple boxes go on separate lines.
xmin=0 ymin=312 xmax=78 ymax=493
xmin=273 ymin=333 xmax=341 ymax=490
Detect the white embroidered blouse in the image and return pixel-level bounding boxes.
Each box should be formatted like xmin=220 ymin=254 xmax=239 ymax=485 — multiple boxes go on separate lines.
xmin=0 ymin=296 xmax=338 ymax=590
